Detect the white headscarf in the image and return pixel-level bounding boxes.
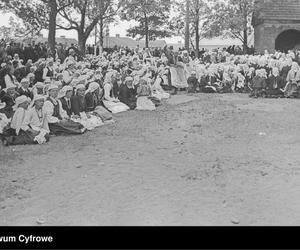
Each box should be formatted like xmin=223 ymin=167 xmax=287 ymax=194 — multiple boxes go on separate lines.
xmin=86 ymin=82 xmax=99 ymax=94
xmin=13 ymin=95 xmax=31 ymax=111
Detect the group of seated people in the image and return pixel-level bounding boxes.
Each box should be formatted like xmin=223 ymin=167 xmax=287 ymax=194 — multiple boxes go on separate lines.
xmin=185 ymin=50 xmax=300 ymax=99
xmin=2 ymin=48 xmax=300 ymax=146
xmin=0 ymin=54 xmax=172 ymax=146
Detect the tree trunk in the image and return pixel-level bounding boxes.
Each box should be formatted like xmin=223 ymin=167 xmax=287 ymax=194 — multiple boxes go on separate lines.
xmin=94 ymin=25 xmax=97 ymax=56
xmin=243 ymin=9 xmax=248 ymax=54
xmin=243 ymin=28 xmax=248 ymax=54
xmin=48 ymin=0 xmax=58 ymax=58
xmin=99 ymin=18 xmax=104 ymax=54
xmin=185 ymin=0 xmax=190 ymax=52
xmin=145 ymin=16 xmax=149 ymax=48
xmin=78 ymin=31 xmax=87 ymax=56
xmin=195 ymin=20 xmax=200 ymax=58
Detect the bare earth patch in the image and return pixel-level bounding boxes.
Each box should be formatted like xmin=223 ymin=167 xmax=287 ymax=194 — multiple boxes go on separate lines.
xmin=1 ymin=93 xmax=300 ymax=226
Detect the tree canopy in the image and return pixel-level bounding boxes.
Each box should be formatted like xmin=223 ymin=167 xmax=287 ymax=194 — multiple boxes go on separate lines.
xmin=0 ymin=0 xmax=48 ymax=36
xmin=170 ymin=0 xmax=209 ymax=56
xmin=0 ymin=0 xmax=257 ymax=54
xmin=0 ymin=0 xmax=120 ymax=54
xmin=204 ymin=0 xmax=255 ymax=51
xmin=120 ymin=0 xmax=172 ymax=48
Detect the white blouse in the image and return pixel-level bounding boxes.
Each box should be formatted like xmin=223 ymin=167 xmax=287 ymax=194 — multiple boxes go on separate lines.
xmin=63 ymin=70 xmax=73 ymax=85
xmin=4 ymin=74 xmax=15 ymax=88
xmin=10 ymin=107 xmax=27 ymax=135
xmin=43 ymin=97 xmax=68 ymax=123
xmin=22 ymin=107 xmax=49 ymax=133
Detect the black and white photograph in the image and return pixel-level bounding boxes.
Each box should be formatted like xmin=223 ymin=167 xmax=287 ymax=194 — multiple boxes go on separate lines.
xmin=0 ymin=0 xmax=300 ymax=229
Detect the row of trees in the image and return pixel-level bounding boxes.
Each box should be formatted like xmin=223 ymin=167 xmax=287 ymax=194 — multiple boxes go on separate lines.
xmin=0 ymin=0 xmax=256 ymax=56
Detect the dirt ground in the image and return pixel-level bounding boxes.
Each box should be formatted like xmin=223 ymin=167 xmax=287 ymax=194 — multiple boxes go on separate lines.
xmin=1 ymin=93 xmax=300 ymax=226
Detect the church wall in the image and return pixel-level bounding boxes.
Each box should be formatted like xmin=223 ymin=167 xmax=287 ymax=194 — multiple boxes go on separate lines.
xmin=254 ymin=21 xmax=300 ymax=53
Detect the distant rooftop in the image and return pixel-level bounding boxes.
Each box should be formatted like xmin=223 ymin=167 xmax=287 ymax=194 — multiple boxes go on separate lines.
xmin=102 ymin=36 xmax=167 ymax=48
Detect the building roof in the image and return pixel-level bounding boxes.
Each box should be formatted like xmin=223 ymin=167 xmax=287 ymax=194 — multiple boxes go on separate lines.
xmin=137 ymin=40 xmax=167 ymax=48
xmin=255 ymin=0 xmax=300 ymax=22
xmin=103 ymin=37 xmax=137 ymax=48
xmin=102 ymin=37 xmax=167 ymax=48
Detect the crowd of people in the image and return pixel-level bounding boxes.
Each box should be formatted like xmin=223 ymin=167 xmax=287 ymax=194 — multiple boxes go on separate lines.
xmin=0 ymin=41 xmax=300 ymax=146
xmin=0 ymin=39 xmax=83 ymax=65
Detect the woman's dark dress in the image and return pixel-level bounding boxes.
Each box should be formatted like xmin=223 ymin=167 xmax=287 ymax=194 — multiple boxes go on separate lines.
xmin=266 ymin=75 xmax=285 ymax=97
xmin=118 ymin=84 xmax=137 ymax=110
xmin=47 ymin=97 xmax=84 ymax=136
xmin=60 ymin=97 xmax=73 ymax=117
xmin=71 ymin=95 xmax=87 ymax=115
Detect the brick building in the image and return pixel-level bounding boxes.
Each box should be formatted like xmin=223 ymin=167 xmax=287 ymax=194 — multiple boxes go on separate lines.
xmin=253 ymin=0 xmax=300 ymax=53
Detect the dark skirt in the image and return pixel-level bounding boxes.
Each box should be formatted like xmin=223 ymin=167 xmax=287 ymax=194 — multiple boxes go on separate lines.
xmin=266 ymin=89 xmax=284 ymax=98
xmin=187 ymin=83 xmax=198 ymax=93
xmin=0 ymin=107 xmax=14 ymax=119
xmin=202 ymin=86 xmax=217 ymax=93
xmin=93 ymin=105 xmax=113 ymax=122
xmin=2 ymin=130 xmax=49 ymax=146
xmin=49 ymin=120 xmax=84 ymax=136
xmin=249 ymin=88 xmax=266 ymax=98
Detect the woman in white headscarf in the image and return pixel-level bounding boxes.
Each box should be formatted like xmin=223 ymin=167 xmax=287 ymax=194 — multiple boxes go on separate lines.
xmin=85 ymin=82 xmax=113 ymax=122
xmin=1 ymin=95 xmax=48 ymax=146
xmin=236 ymin=72 xmax=246 ymax=92
xmin=220 ymin=68 xmax=234 ymax=93
xmin=102 ymin=72 xmax=130 ymax=114
xmin=249 ymin=69 xmax=267 ymax=98
xmin=266 ymin=67 xmax=285 ymax=98
xmin=171 ymin=53 xmax=188 ymax=89
xmin=32 ymin=82 xmax=45 ymax=97
xmin=0 ymin=110 xmax=9 ymax=135
xmin=151 ymin=73 xmax=170 ymax=100
xmin=70 ymin=84 xmax=104 ymax=130
xmin=136 ymin=78 xmax=156 ymax=111
xmin=43 ymin=84 xmax=86 ymax=135
xmin=284 ymin=62 xmax=300 ymax=98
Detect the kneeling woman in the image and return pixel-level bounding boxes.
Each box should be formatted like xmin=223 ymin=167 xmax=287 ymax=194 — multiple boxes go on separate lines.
xmin=102 ymin=72 xmax=130 ymax=114
xmin=118 ymin=77 xmax=137 ymax=110
xmin=136 ymin=79 xmax=156 ymax=111
xmin=43 ymin=84 xmax=86 ymax=136
xmin=71 ymin=84 xmax=104 ymax=130
xmin=266 ymin=67 xmax=285 ymax=98
xmin=249 ymin=69 xmax=267 ymax=98
xmin=85 ymin=82 xmax=113 ymax=122
xmin=3 ymin=95 xmax=50 ymax=146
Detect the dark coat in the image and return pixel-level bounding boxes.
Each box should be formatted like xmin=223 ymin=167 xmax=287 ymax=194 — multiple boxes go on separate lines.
xmin=14 ymin=67 xmax=27 ymax=83
xmin=71 ymin=95 xmax=87 ymax=116
xmin=251 ymin=76 xmax=267 ymax=89
xmin=267 ymin=75 xmax=286 ymax=90
xmin=0 ymin=93 xmax=17 ymax=118
xmin=35 ymin=66 xmax=44 ymax=83
xmin=17 ymin=87 xmax=33 ymax=100
xmin=60 ymin=97 xmax=73 ymax=117
xmin=85 ymin=92 xmax=100 ymax=112
xmin=187 ymin=76 xmax=199 ymax=92
xmin=281 ymin=66 xmax=291 ymax=80
xmin=119 ymin=84 xmax=137 ymax=110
